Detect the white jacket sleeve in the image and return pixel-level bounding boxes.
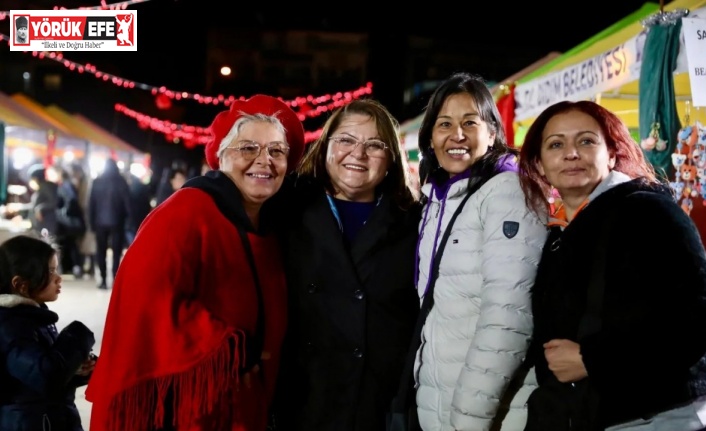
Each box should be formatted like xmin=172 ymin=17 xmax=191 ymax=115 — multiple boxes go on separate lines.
xmin=450 ymin=173 xmax=547 ymax=431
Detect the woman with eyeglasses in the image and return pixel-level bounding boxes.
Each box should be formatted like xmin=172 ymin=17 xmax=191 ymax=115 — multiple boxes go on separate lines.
xmin=272 ymin=98 xmax=421 ymax=431
xmin=85 ymin=95 xmax=305 ymax=431
xmin=411 ymin=72 xmax=548 ymax=431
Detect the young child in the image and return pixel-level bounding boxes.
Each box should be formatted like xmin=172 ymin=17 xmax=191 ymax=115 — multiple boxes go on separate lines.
xmin=0 ymin=234 xmax=96 ymax=431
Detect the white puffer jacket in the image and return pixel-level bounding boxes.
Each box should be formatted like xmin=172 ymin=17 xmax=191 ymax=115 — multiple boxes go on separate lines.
xmin=414 ymin=172 xmax=547 ymax=431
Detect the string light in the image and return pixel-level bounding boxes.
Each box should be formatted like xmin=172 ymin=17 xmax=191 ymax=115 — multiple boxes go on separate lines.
xmin=0 ymin=11 xmax=367 ymax=147
xmin=0 ymin=0 xmax=151 ymax=20
xmin=0 ymin=33 xmax=372 ymax=116
xmin=115 ymin=103 xmax=324 ymax=147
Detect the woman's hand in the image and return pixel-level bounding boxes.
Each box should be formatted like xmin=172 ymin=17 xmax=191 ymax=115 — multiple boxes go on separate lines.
xmin=76 ymin=355 xmax=97 ymax=376
xmin=543 ymin=339 xmax=588 ymax=383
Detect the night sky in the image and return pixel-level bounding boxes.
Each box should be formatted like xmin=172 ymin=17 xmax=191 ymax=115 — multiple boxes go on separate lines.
xmin=0 ymin=0 xmax=658 ymax=171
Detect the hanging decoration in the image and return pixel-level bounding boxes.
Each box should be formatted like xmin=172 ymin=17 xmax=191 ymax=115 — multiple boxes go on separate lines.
xmin=668 ymin=101 xmax=706 ymax=216
xmin=0 ymin=34 xmax=373 ymax=117
xmin=640 ymin=122 xmax=668 ymax=151
xmin=155 ymin=93 xmax=172 ymax=110
xmin=45 ymin=129 xmax=56 ymax=168
xmin=495 ymin=84 xmax=516 ymax=147
xmin=640 ymin=8 xmax=690 ymax=27
xmin=115 ymin=103 xmax=325 ymax=147
xmin=637 ymin=8 xmax=683 ymax=180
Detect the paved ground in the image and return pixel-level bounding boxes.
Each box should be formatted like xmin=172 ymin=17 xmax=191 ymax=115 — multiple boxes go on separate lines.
xmin=51 ymin=272 xmax=113 ymax=430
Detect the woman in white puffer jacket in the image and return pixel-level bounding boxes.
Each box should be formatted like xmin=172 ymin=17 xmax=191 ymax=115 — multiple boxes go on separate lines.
xmin=413 ymin=72 xmax=548 ymax=431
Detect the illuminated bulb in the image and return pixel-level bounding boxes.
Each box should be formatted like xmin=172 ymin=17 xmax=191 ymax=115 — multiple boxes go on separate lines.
xmin=220 ymin=66 xmax=231 ymax=76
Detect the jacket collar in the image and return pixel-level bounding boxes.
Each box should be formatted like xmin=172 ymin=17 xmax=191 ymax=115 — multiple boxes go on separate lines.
xmin=0 ymin=294 xmax=39 ymax=308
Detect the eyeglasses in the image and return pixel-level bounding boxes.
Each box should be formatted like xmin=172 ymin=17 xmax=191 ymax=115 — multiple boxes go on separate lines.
xmin=226 ymin=141 xmax=290 ymax=161
xmin=329 ymin=136 xmax=389 ymax=158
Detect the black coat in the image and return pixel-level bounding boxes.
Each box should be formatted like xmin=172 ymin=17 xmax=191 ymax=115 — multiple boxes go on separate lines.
xmin=526 ymin=179 xmax=706 ymax=430
xmin=0 ymin=297 xmax=95 ymax=431
xmin=274 ymin=176 xmax=421 ymax=431
xmin=88 ymin=167 xmax=131 ymax=230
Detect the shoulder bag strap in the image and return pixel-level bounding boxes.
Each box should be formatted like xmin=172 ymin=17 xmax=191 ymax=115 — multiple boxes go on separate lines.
xmin=392 ymin=180 xmax=479 ymax=412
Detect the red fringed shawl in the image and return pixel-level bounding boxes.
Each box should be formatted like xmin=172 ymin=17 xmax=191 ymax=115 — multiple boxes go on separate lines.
xmin=86 ymin=187 xmax=287 ymax=431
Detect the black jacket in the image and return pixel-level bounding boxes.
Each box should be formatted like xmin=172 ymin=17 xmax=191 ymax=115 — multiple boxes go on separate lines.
xmin=274 ymin=175 xmax=421 ymax=431
xmin=526 ymin=179 xmax=706 ymax=430
xmin=0 ymin=296 xmax=95 ymax=431
xmin=88 ymin=164 xmax=131 ymax=230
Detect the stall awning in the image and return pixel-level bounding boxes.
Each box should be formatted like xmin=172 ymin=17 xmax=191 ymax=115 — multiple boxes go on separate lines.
xmin=71 ymin=114 xmax=142 ymax=156
xmin=10 ymin=93 xmax=83 ymax=139
xmin=7 ymin=94 xmax=142 ymax=158
xmin=513 ymin=0 xmax=706 ymax=129
xmin=0 ymin=101 xmax=42 ymax=130
xmin=44 ymin=104 xmax=120 ymax=153
xmin=0 ymin=92 xmax=69 ymax=138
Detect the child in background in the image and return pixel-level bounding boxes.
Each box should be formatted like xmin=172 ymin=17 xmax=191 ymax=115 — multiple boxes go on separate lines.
xmin=0 ymin=234 xmax=96 ymax=431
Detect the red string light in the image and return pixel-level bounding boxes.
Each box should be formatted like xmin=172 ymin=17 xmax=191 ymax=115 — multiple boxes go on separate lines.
xmin=0 ymin=0 xmax=150 ymax=20
xmin=115 ymin=103 xmax=325 ymax=148
xmin=0 ymin=33 xmax=373 ymax=117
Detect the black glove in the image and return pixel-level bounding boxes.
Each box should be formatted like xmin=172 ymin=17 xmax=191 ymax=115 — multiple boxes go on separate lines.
xmin=59 ymin=321 xmax=95 ymax=353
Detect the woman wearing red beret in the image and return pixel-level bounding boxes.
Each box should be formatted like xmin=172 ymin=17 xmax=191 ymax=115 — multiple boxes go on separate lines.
xmin=86 ymin=95 xmax=305 ymax=431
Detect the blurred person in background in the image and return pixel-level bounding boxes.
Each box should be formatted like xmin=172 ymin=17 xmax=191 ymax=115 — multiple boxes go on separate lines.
xmin=125 ymin=172 xmax=153 ymax=246
xmin=155 ymin=163 xmax=188 ymax=206
xmin=70 ymin=163 xmax=95 ymax=279
xmin=88 ymin=159 xmax=131 ymax=290
xmin=55 ymin=167 xmax=85 ymax=277
xmin=27 ymin=164 xmax=59 ymax=239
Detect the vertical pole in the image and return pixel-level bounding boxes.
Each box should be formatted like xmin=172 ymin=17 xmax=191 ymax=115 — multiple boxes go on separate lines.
xmin=0 ymin=123 xmax=6 ymax=204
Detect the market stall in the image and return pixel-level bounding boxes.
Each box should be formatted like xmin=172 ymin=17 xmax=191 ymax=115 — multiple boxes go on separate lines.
xmin=0 ymin=92 xmax=88 ymax=176
xmin=512 ymin=0 xmax=706 ymax=136
xmin=43 ymin=103 xmax=148 ymax=179
xmin=0 ymin=95 xmax=57 ymax=239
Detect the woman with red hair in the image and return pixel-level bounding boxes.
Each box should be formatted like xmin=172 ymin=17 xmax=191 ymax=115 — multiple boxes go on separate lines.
xmin=519 ymin=100 xmax=706 ymax=431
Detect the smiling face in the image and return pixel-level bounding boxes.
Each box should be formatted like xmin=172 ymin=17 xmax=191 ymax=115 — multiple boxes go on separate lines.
xmin=325 ymin=113 xmax=390 ymax=202
xmin=431 ymin=93 xmax=495 ymax=177
xmin=538 ymin=109 xmax=615 ymax=200
xmin=219 ymin=120 xmax=288 ymax=210
xmin=32 ymin=254 xmax=61 ymax=304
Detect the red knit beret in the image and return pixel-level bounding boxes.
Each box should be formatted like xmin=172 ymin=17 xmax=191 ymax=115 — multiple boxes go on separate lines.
xmin=205 ymin=94 xmax=305 ymax=171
